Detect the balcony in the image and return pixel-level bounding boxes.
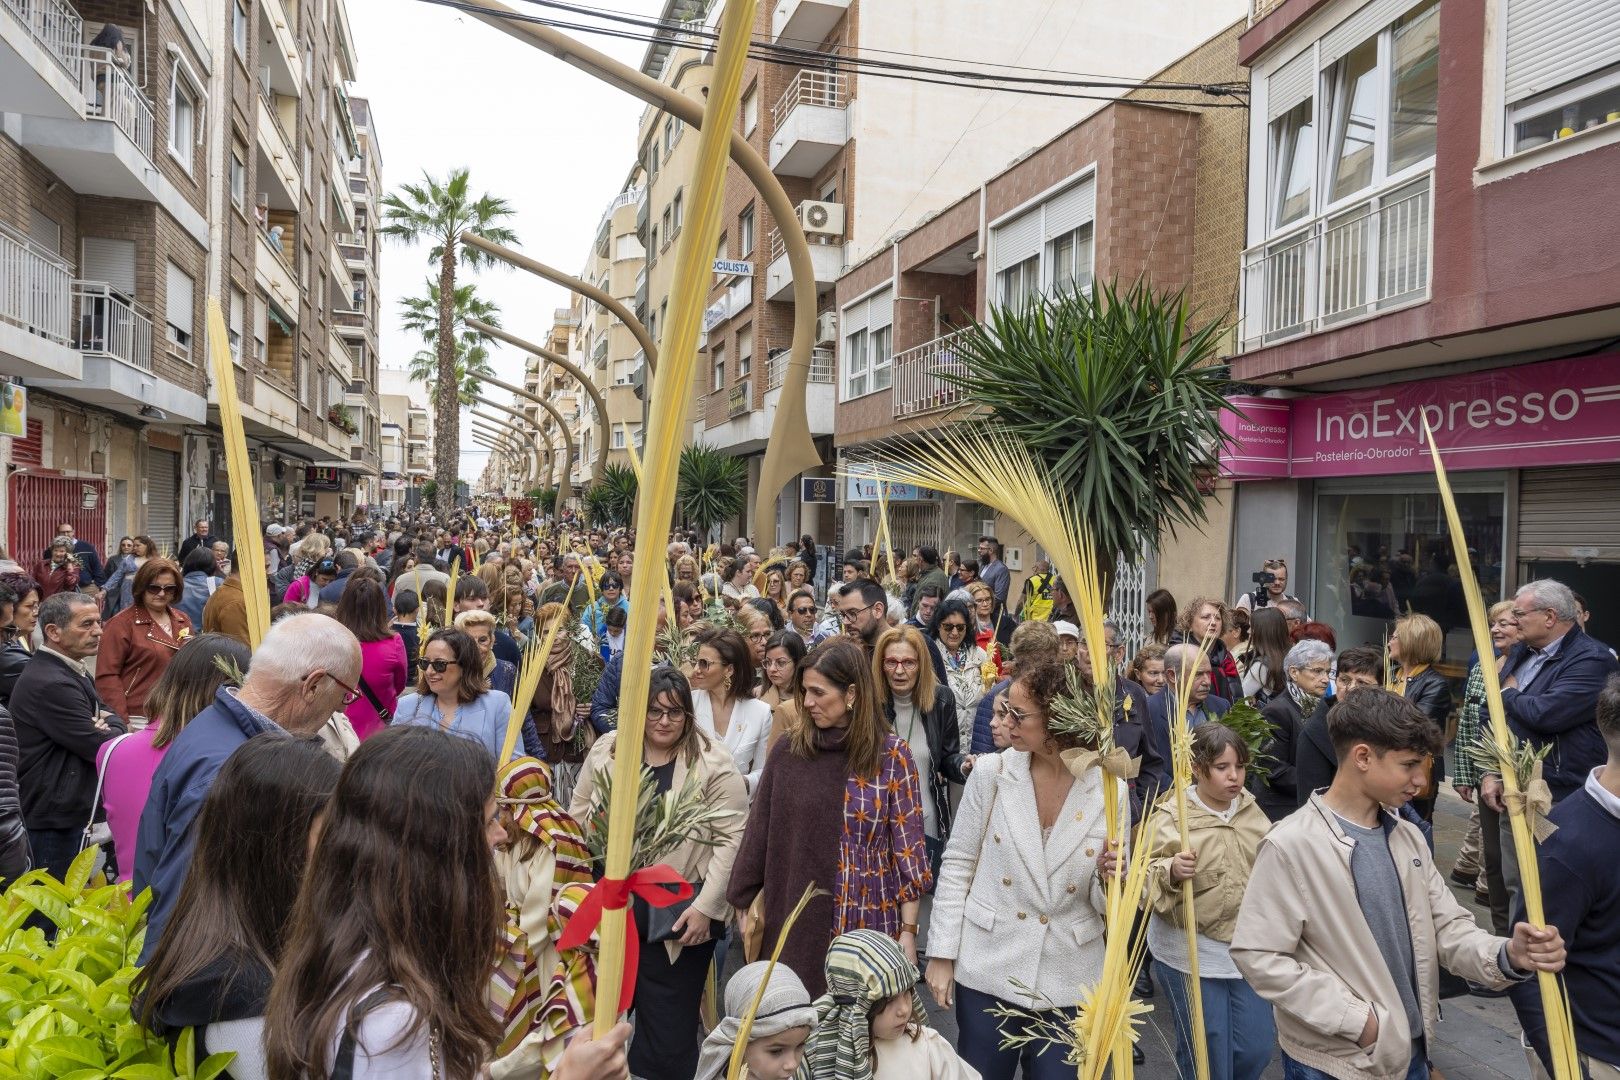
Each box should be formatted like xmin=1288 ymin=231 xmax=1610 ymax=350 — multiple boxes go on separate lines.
xmin=73 ymin=281 xmax=149 ymax=371
xmin=770 ymin=71 xmax=850 ymax=177
xmin=259 ymin=0 xmax=300 ymax=95
xmin=891 ymin=329 xmax=970 ymax=419
xmin=348 ymin=443 xmax=379 ymax=471
xmin=766 ymin=346 xmax=834 ymax=390
xmin=0 ymin=223 xmax=80 ymax=379
xmin=256 ymin=90 xmax=300 ymax=209
xmin=764 ymin=224 xmax=844 ymax=302
xmin=255 ymin=226 xmax=300 ymax=319
xmin=0 ymin=0 xmax=84 ymax=118
xmin=1240 ymin=172 xmax=1433 ymax=352
xmin=16 ymin=46 xmax=165 ymax=203
xmin=771 ymin=0 xmax=848 ymax=45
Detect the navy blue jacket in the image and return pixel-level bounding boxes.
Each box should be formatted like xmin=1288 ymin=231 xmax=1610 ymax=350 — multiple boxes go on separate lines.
xmin=133 ymin=687 xmax=285 ymax=962
xmin=1499 ymin=626 xmax=1618 ymax=799
xmin=1144 ymin=688 xmax=1231 ymax=796
xmin=1510 ymin=782 xmax=1620 ymax=1070
xmin=317 ymin=568 xmax=355 ymax=605
xmin=493 ymin=627 xmax=523 ymax=669
xmin=589 ymin=651 xmax=624 ymax=734
xmin=969 ymin=678 xmax=1009 ymax=755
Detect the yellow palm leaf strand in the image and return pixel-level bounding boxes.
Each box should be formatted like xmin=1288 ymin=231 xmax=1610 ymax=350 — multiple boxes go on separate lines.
xmin=724 ymin=884 xmax=821 ymax=1080
xmin=446 ymin=560 xmax=460 ymax=623
xmin=500 ymin=572 xmax=581 ymax=765
xmin=204 ymin=300 xmax=269 ymax=649
xmin=1168 ymin=634 xmax=1215 ymax=1080
xmin=1422 ymin=420 xmax=1580 ymax=1080
xmin=593 ymin=0 xmax=757 ymax=1036
xmin=620 ymin=422 xmax=676 ymax=621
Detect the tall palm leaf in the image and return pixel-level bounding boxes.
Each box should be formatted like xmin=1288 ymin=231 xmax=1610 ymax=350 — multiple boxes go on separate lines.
xmin=400 ymin=281 xmax=500 ymax=404
xmin=381 ymin=168 xmax=517 ymax=515
xmin=676 ymin=444 xmax=749 ymax=539
xmin=939 ymin=279 xmax=1232 ymax=584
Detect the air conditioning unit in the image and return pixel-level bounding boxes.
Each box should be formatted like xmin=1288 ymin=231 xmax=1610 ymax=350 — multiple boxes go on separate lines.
xmin=796 ymin=200 xmax=845 ymax=238
xmin=815 ymin=311 xmax=838 ymax=344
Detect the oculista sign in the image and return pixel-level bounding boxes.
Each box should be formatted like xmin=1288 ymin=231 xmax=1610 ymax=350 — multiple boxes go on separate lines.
xmin=1221 ymin=353 xmax=1620 ymax=479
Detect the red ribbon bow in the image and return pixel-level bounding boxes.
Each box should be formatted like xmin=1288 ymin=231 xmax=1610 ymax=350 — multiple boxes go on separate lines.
xmin=557 ymin=864 xmax=694 ymax=1016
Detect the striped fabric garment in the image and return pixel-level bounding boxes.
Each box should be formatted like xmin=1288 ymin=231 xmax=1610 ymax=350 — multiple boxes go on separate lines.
xmin=801 ymin=930 xmax=928 ymax=1080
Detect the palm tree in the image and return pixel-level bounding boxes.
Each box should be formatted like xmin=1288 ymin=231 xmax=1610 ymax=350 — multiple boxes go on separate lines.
xmin=940 ymin=279 xmax=1232 ymax=579
xmin=676 ymin=444 xmax=749 ymax=539
xmin=400 ymin=280 xmax=500 ymax=404
xmin=381 ymin=169 xmax=517 ymax=515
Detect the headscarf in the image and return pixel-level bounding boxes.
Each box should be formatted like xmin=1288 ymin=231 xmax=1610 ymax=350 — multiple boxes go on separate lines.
xmin=496 ymin=756 xmax=592 ymax=880
xmin=800 ymin=930 xmax=927 ymax=1080
xmin=544 ymin=617 xmax=576 ymax=724
xmin=694 ymin=962 xmax=817 ymax=1080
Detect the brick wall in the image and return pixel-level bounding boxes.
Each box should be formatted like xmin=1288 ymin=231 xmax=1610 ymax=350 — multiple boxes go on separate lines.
xmin=0 ymin=137 xmax=80 ymax=263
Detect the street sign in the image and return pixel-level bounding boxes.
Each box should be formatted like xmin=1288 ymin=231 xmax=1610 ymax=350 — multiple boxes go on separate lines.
xmin=713 ymin=258 xmax=753 ymax=276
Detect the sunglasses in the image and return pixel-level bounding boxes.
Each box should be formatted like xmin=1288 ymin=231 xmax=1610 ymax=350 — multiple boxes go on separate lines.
xmin=146 ymin=583 xmax=179 ymax=596
xmin=791 ymin=606 xmax=817 ymax=616
xmin=416 ymin=658 xmax=458 ymax=673
xmin=939 ymin=621 xmax=967 ymax=632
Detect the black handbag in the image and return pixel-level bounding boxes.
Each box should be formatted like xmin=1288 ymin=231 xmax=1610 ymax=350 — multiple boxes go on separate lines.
xmin=639 ymin=880 xmax=723 ymax=944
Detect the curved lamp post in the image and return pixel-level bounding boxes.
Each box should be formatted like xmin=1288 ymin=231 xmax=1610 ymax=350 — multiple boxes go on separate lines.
xmin=471 ymin=395 xmax=553 ymax=485
xmin=456 ymin=0 xmax=821 ymax=548
xmin=470 ymin=410 xmax=540 ymax=487
xmin=470 ymin=429 xmax=521 ymax=492
xmin=470 ymin=374 xmax=580 ymax=512
xmin=462 ymin=234 xmax=658 ymax=373
xmin=467 ymin=316 xmax=610 ymax=484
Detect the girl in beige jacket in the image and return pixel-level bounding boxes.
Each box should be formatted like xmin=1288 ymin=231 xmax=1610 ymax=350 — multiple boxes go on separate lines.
xmin=1144 ymin=723 xmax=1274 ymax=1080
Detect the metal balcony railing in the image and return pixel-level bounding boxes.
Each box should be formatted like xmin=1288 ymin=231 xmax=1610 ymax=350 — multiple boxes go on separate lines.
xmin=772 ymin=70 xmax=848 ymax=129
xmin=0 ymin=224 xmax=71 ymax=345
xmin=1240 ymin=171 xmax=1432 ymax=351
xmin=891 ymin=328 xmax=970 ymax=419
xmin=74 ymin=280 xmax=152 ymax=371
xmin=765 ymin=345 xmax=834 ymax=390
xmin=1 ymin=0 xmax=83 ymax=75
xmin=78 ymin=47 xmax=154 ymax=160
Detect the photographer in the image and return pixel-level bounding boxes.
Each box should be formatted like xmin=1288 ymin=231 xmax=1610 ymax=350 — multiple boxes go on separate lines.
xmin=1234 ymin=558 xmax=1299 ymax=611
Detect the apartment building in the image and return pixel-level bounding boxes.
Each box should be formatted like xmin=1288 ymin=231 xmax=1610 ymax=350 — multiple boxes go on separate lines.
xmin=336 ymin=91 xmax=381 ymax=508
xmin=0 ymin=0 xmax=379 ymax=557
xmin=825 ymin=20 xmax=1250 ymax=635
xmin=1223 ymin=0 xmax=1620 ymax=651
xmin=624 ymin=0 xmax=1244 ymax=547
xmin=378 ymin=365 xmax=431 ymax=510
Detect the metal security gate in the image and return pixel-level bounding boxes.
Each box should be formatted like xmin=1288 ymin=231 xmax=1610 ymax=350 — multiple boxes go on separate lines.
xmin=1109 ymin=551 xmax=1149 ymax=657
xmin=887 ymin=503 xmax=941 ymax=564
xmin=145 ymin=447 xmax=179 ymax=555
xmin=7 ymin=472 xmax=108 ymax=566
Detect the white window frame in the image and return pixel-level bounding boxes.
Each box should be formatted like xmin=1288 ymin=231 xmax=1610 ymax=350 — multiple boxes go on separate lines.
xmin=229 ymin=287 xmax=245 ymax=364
xmin=738 ymin=206 xmax=755 ymax=254
xmin=839 ymin=283 xmax=894 ymax=402
xmin=167 ymin=49 xmax=207 ymax=173
xmin=672 ymin=190 xmax=684 ymax=238
xmin=712 ymin=341 xmax=727 ymax=392
xmin=1046 ymin=222 xmax=1095 ymax=295
xmin=165 ymin=260 xmax=195 ymax=358
xmin=232 ymin=0 xmax=249 ymax=60
xmin=997 ymin=256 xmax=1039 ymax=309
xmin=737 ymin=324 xmax=753 ymax=377
xmin=230 ymin=146 xmax=247 ymax=210
xmin=742 ymin=86 xmax=759 ymax=136
xmin=869 ymin=323 xmax=892 ymax=392
xmin=843 ymin=328 xmax=869 ymax=399
xmin=1503 ymin=64 xmax=1620 ymax=156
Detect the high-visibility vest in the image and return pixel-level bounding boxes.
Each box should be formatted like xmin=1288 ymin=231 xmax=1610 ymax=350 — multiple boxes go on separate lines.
xmin=1021 ymin=572 xmax=1054 ymax=622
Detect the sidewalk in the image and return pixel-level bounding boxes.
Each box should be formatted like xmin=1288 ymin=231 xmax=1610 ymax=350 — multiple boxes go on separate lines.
xmin=918 ymin=787 xmax=1534 ymax=1079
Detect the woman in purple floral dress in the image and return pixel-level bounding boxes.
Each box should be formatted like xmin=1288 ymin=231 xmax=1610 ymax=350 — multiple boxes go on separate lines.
xmin=728 ymin=639 xmax=932 ymax=997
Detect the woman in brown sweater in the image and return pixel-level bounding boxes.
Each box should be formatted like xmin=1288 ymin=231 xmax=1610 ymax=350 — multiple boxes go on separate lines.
xmin=95 ymin=558 xmax=191 ymax=721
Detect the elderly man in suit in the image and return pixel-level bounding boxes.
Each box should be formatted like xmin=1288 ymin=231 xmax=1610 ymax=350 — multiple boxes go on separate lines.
xmin=1144 ymin=642 xmax=1232 ymax=797
xmin=1481 ymin=578 xmax=1618 ymax=904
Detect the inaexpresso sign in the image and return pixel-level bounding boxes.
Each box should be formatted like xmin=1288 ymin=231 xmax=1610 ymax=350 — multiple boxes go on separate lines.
xmin=1221 ymin=353 xmax=1620 ymax=479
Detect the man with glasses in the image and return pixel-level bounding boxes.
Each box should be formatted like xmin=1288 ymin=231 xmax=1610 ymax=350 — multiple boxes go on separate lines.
xmin=835 ymin=578 xmax=889 ymax=653
xmin=1481 ymin=579 xmax=1618 ymax=906
xmin=133 ymin=612 xmax=363 ymax=962
xmin=786 ymin=588 xmax=830 ymax=648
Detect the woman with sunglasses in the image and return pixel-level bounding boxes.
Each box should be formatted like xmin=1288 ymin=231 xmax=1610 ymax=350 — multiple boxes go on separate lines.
xmin=569 ymin=668 xmax=747 ymax=1079
xmin=928 ymin=597 xmax=990 ymax=753
xmin=96 ymin=557 xmax=192 ymax=723
xmin=394 ymin=628 xmax=516 ymax=765
xmin=284 ymin=556 xmax=339 ymax=611
xmin=689 ymin=627 xmax=773 ymax=796
xmin=581 ymin=572 xmax=629 ymax=641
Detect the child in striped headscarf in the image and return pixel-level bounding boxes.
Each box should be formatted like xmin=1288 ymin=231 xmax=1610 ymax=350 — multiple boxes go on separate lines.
xmin=801 ymin=930 xmax=979 ymax=1080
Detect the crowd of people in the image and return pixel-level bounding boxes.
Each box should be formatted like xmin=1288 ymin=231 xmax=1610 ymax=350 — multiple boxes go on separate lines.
xmin=0 ymin=510 xmax=1613 ymax=1080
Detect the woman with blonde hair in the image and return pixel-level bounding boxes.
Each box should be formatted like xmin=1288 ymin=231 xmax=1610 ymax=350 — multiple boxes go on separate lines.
xmin=1389 ymin=610 xmax=1450 ymax=820
xmin=873 ymin=624 xmax=967 ymax=871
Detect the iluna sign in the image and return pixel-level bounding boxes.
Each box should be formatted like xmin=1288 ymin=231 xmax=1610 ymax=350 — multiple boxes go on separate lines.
xmin=1220 ymin=353 xmax=1620 ymax=479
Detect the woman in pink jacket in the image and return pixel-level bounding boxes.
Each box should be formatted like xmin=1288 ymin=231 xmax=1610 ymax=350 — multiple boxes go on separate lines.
xmin=96 ymin=633 xmax=250 ymax=884
xmin=334 ymin=576 xmax=408 ymax=741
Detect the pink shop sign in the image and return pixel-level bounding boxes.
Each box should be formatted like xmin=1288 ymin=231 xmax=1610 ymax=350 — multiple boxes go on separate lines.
xmin=1220 ymin=396 xmax=1293 ymax=478
xmin=1290 ymin=353 xmax=1620 ymax=477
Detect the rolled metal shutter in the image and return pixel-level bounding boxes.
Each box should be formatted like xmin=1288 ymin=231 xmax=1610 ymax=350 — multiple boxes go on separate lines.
xmin=1268 ymin=49 xmax=1317 ymax=120
xmin=1043 ymin=178 xmax=1096 ymax=241
xmin=146 ymin=447 xmax=179 ymax=555
xmin=990 ymin=209 xmax=1041 ymax=276
xmin=1504 ymin=0 xmax=1620 ymax=104
xmin=1519 ymin=466 xmax=1620 ymax=562
xmin=1321 ymin=0 xmax=1417 ymax=68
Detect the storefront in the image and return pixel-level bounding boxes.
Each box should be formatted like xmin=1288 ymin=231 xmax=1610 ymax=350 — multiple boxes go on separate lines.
xmin=1224 ymin=352 xmax=1620 ymax=651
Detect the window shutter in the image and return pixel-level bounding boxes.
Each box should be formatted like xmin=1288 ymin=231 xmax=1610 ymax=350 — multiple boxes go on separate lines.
xmin=1320 ymin=0 xmax=1415 ymax=68
xmin=866 ymin=287 xmax=894 ymax=331
xmin=82 ymin=237 xmax=137 ymax=293
xmin=27 ymin=210 xmax=61 ymax=257
xmin=841 ymin=295 xmax=869 ymax=336
xmin=230 ymin=289 xmax=245 ymax=338
xmin=1268 ymin=49 xmax=1317 ymax=120
xmin=991 ymin=209 xmax=1041 ymax=275
xmin=1504 ymin=0 xmax=1620 ymax=103
xmin=1043 ymin=178 xmax=1096 ymax=240
xmin=165 ymin=262 xmax=194 ymax=332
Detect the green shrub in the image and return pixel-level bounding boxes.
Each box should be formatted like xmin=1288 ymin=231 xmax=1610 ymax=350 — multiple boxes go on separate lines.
xmin=0 ymin=849 xmax=235 ymax=1079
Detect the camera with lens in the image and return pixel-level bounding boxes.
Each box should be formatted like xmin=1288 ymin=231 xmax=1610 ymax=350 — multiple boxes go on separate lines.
xmin=1251 ymin=570 xmax=1276 ymax=607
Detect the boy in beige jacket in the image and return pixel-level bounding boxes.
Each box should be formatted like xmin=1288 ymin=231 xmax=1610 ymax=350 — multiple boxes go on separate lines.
xmin=1231 ymin=688 xmax=1566 ymax=1080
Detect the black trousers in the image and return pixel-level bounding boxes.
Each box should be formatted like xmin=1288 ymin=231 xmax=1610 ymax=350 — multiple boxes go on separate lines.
xmin=628 ymin=924 xmax=717 ymax=1080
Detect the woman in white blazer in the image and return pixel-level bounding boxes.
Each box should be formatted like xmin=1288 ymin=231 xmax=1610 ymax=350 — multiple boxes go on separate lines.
xmin=924 ymin=661 xmax=1125 ymax=1080
xmin=689 ymin=626 xmax=774 ymax=795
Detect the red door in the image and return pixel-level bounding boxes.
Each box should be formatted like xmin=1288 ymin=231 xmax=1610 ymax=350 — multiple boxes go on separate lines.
xmin=7 ymin=471 xmax=109 ymax=566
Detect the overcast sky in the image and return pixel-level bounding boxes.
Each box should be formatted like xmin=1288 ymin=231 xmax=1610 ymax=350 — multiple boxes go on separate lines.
xmin=350 ymin=0 xmax=663 ymax=481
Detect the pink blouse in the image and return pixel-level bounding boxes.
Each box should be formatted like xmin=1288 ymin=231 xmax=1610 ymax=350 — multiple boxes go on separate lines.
xmin=345 ymin=633 xmax=410 ymax=742
xmin=96 ymin=728 xmax=167 ymax=885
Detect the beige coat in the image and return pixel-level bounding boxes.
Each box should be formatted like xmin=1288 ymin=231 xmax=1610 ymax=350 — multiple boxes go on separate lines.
xmin=1144 ymin=787 xmax=1268 ymax=943
xmin=568 ymin=729 xmax=748 ymax=960
xmin=1230 ymin=794 xmax=1514 ymax=1080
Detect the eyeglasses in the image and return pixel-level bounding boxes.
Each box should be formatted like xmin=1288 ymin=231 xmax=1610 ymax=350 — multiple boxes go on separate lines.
xmin=1298 ymin=665 xmax=1332 ymax=677
xmin=747 ymin=630 xmax=771 ymax=643
xmin=647 ymin=707 xmax=686 ymax=723
xmin=763 ymin=656 xmax=795 ymax=670
xmin=1004 ymin=703 xmax=1036 ymax=725
xmin=145 ymin=584 xmax=179 ymax=596
xmin=883 ymin=657 xmax=919 ymax=672
xmin=837 ymin=602 xmax=875 ymax=624
xmin=324 ymin=672 xmax=361 ymax=706
xmin=694 ymin=657 xmax=718 ymax=671
xmin=1510 ymin=607 xmax=1550 ymax=621
xmin=417 ymin=658 xmax=458 ymax=673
